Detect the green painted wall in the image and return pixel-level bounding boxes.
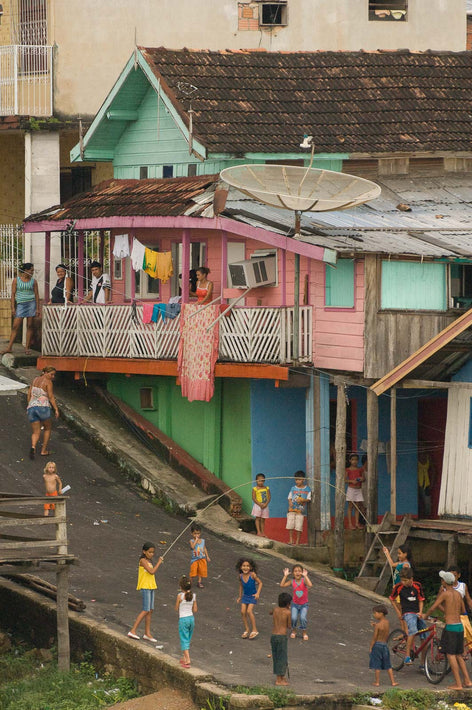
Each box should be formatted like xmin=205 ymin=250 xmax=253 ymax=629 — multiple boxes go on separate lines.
xmin=107 ymin=374 xmax=253 ymax=510
xmin=381 ymin=261 xmax=447 ymax=310
xmin=220 ymin=379 xmax=252 ymax=512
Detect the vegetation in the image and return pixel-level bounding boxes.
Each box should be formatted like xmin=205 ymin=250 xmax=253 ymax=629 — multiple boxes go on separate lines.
xmin=233 ymin=684 xmax=296 ymax=707
xmin=352 ymin=688 xmax=472 ymax=709
xmin=0 ymin=642 xmax=139 ymax=709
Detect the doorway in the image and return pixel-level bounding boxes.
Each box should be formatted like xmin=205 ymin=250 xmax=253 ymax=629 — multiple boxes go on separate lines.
xmin=418 ymin=397 xmax=447 ymax=519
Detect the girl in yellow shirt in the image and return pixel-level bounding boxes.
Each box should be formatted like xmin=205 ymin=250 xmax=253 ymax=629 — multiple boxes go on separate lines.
xmin=128 ymin=542 xmax=164 ymax=643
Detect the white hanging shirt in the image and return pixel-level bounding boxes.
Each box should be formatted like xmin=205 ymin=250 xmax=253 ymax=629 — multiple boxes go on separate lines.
xmin=113 ymin=234 xmax=130 ymax=259
xmin=131 ymin=237 xmax=146 ymax=271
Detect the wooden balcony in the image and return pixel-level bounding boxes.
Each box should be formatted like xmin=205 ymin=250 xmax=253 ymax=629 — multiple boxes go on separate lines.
xmin=42 ymin=304 xmax=313 ymax=366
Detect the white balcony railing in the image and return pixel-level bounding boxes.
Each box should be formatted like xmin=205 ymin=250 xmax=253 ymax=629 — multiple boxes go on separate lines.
xmin=0 ymin=45 xmax=53 ymax=116
xmin=42 ymin=304 xmax=313 ymax=365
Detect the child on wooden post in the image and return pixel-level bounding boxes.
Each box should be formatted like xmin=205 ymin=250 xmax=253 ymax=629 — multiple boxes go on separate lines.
xmin=270 ymin=592 xmax=292 ymax=686
xmin=43 ymin=461 xmax=62 ymax=516
xmin=369 ymin=604 xmax=397 ymax=687
xmin=251 ymin=473 xmax=271 ymax=537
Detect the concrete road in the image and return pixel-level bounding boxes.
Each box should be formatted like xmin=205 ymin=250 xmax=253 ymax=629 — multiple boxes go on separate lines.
xmin=0 ymin=371 xmax=433 ymax=695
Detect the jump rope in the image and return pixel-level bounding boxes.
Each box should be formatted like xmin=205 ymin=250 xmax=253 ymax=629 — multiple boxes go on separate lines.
xmin=158 ymin=475 xmax=397 ymax=587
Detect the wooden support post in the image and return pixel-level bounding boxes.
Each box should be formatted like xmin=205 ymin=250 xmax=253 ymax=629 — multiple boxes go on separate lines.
xmin=334 ymin=382 xmax=347 ymax=573
xmin=308 ymin=373 xmax=321 ymax=546
xmin=77 ymin=231 xmax=85 ymax=301
xmin=390 ymin=387 xmax=397 ymax=518
xmin=44 ymin=231 xmax=51 ymax=303
xmin=56 ymin=562 xmax=70 ymax=671
xmin=366 ymin=388 xmax=379 ymax=551
xmin=447 ymin=534 xmax=458 ymax=568
xmin=181 ymin=229 xmax=190 ymax=304
xmin=55 ymin=497 xmax=70 ymax=671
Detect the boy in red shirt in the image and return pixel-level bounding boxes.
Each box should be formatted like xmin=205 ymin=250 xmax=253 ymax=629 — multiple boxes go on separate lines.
xmin=389 ymin=567 xmax=427 ymax=665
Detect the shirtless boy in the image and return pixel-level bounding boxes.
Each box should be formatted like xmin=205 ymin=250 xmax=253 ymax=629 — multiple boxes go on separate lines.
xmin=43 ymin=461 xmax=62 ymax=517
xmin=369 ymin=604 xmax=398 ymax=687
xmin=270 ymin=592 xmax=292 ymax=686
xmin=422 ymin=570 xmax=472 ymax=690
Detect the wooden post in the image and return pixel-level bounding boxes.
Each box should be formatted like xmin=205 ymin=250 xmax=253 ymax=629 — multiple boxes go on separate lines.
xmin=308 ymin=373 xmax=321 ymax=546
xmin=55 ymin=498 xmax=70 ymax=671
xmin=447 ymin=535 xmax=458 ymax=568
xmin=181 ymin=229 xmax=190 ymax=304
xmin=334 ymin=381 xmax=347 ymax=573
xmin=44 ymin=231 xmax=51 ymax=302
xmin=77 ymin=231 xmax=84 ymax=301
xmin=390 ymin=387 xmax=397 ymax=518
xmin=366 ymin=388 xmax=379 ymax=551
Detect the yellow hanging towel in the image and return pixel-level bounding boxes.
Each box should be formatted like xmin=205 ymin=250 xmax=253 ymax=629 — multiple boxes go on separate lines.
xmin=155 ymin=251 xmax=173 ymax=284
xmin=144 ymin=247 xmax=158 ymax=278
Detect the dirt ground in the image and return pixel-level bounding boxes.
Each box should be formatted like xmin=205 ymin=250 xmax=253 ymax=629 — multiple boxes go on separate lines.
xmin=109 ymin=688 xmax=199 ymax=710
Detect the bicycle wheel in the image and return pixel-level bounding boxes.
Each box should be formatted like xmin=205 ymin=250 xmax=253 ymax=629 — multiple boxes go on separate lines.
xmin=387 ymin=628 xmax=407 ymax=671
xmin=424 ymin=637 xmax=448 ymax=684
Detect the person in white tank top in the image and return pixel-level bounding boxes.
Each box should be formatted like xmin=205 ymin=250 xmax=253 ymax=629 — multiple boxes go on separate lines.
xmin=175 ymin=576 xmax=197 ymax=668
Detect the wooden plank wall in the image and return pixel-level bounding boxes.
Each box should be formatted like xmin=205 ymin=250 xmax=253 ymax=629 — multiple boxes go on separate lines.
xmin=364 ymin=254 xmax=455 ymax=379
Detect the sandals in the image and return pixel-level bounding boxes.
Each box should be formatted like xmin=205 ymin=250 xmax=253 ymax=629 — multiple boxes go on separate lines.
xmin=40 ymin=452 xmax=51 ymax=456
xmin=29 ymin=447 xmax=35 ymax=460
xmin=290 ymin=632 xmax=296 ymax=639
xmin=241 ymin=631 xmax=249 ymax=639
xmin=197 ymin=582 xmax=204 ymax=588
xmin=249 ymin=631 xmax=259 ymax=640
xmin=303 ymin=633 xmax=309 ymax=641
xmin=179 ymin=660 xmax=191 ymax=668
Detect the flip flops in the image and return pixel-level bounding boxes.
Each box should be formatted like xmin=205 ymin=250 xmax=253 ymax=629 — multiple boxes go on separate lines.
xmin=249 ymin=631 xmax=259 ymax=640
xmin=241 ymin=631 xmax=249 ymax=639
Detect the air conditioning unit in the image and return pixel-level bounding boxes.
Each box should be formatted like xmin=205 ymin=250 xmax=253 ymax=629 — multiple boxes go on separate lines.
xmin=228 ymin=257 xmax=276 ymax=289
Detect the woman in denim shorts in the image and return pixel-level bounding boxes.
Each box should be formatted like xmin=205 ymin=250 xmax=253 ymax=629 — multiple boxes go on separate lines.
xmin=26 ymin=366 xmax=59 ymax=459
xmin=3 ymin=263 xmax=39 ymax=356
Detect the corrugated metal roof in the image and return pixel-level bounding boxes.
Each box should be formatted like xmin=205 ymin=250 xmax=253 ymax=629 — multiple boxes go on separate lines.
xmin=25 ymin=173 xmax=472 ymax=259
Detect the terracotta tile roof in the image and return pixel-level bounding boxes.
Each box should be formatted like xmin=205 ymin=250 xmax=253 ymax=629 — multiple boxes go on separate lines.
xmin=139 ymin=47 xmax=472 ymax=155
xmin=25 ymin=175 xmax=219 ymax=222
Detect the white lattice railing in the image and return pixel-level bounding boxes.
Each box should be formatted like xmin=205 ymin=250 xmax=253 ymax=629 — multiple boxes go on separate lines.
xmin=42 ymin=305 xmax=313 ymax=365
xmin=0 ymin=45 xmax=53 ymax=116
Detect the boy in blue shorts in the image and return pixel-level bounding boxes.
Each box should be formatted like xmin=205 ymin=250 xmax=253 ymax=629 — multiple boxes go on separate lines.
xmin=389 ymin=566 xmax=427 ymax=665
xmin=369 ymin=604 xmax=397 ymax=686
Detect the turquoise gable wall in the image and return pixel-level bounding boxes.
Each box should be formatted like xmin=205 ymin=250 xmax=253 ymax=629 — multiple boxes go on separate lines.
xmin=112 ymin=85 xmax=345 ymax=178
xmin=113 ymin=87 xmax=200 ymax=176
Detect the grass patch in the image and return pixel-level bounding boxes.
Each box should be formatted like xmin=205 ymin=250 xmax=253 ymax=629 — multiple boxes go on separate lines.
xmin=0 ymin=643 xmax=139 ymax=709
xmin=233 ymin=684 xmax=295 ymax=707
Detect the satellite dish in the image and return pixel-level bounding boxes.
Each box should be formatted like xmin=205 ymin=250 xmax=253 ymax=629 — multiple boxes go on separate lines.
xmin=220 ymin=164 xmax=380 ymax=213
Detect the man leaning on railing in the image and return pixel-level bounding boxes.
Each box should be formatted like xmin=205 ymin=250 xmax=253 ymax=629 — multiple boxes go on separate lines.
xmin=80 ymin=261 xmax=111 ymax=305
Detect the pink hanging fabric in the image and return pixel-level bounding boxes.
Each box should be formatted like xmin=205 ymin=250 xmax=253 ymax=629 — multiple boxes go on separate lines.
xmin=178 ymin=303 xmax=220 ymax=402
xmin=142 ymin=302 xmax=155 ymax=324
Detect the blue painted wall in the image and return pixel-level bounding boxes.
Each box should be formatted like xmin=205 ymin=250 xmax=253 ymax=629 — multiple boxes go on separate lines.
xmin=453 ymin=358 xmax=472 ymax=381
xmin=329 ymin=386 xmax=419 ymax=518
xmin=250 ymin=380 xmax=306 ymax=518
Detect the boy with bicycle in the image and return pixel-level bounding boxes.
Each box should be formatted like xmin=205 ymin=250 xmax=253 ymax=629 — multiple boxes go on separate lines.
xmin=422 ymin=570 xmax=472 ymax=690
xmin=389 ymin=567 xmax=427 ymax=666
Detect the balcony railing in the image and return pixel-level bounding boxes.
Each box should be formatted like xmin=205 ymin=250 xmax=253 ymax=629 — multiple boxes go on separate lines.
xmin=42 ymin=304 xmax=313 ymax=365
xmin=0 ymin=45 xmax=53 ymax=116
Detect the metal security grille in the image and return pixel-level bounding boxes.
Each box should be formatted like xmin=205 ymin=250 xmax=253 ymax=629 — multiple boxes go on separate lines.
xmin=0 ymin=224 xmax=24 ymax=298
xmin=10 ymin=0 xmax=48 ymax=45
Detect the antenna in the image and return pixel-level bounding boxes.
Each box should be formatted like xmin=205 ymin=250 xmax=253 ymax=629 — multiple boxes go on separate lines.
xmin=220 ymin=163 xmax=381 ymax=361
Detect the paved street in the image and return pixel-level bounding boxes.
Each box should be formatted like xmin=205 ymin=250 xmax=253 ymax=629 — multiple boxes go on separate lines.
xmin=0 ymin=369 xmax=433 ymax=695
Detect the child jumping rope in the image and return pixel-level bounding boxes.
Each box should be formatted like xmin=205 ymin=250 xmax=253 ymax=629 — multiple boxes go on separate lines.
xmin=175 ymin=575 xmax=197 ymax=668
xmin=236 ymin=558 xmax=262 ymax=640
xmin=128 ymin=542 xmax=164 ymax=643
xmin=279 ymin=564 xmax=312 ymax=640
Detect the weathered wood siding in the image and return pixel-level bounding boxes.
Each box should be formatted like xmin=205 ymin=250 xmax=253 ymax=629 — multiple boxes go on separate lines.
xmin=439 ymin=389 xmax=472 ymax=517
xmin=364 ymin=254 xmax=455 ymax=378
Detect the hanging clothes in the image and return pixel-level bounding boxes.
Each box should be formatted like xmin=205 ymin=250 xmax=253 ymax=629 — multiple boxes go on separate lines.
xmin=113 ymin=234 xmax=130 ymax=259
xmin=142 ymin=302 xmax=155 ymax=324
xmin=155 ymin=251 xmax=173 ymax=284
xmin=144 ymin=248 xmax=158 ymax=278
xmin=177 ymin=303 xmax=220 ymax=402
xmin=131 ymin=238 xmax=146 ymax=271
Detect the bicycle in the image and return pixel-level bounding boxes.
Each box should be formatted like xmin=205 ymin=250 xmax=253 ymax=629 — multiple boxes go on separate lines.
xmin=387 ymin=621 xmax=449 ymax=684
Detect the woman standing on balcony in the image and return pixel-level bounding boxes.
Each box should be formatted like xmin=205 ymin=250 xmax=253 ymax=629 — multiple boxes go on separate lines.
xmin=191 ymin=267 xmax=213 ymax=305
xmin=3 ymin=263 xmax=40 ymax=356
xmin=49 ymin=264 xmax=74 ymax=304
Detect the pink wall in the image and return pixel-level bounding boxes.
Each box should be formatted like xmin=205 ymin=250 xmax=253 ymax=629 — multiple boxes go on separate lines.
xmin=109 ymin=228 xmax=365 ymax=373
